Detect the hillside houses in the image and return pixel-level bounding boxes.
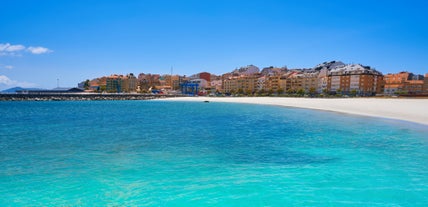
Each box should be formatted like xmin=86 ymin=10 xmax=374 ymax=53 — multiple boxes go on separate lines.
xmin=78 ymin=61 xmax=427 ymax=96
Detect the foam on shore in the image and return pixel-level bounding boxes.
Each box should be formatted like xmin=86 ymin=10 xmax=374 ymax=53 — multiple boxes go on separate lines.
xmin=163 ymin=97 xmax=428 ymax=126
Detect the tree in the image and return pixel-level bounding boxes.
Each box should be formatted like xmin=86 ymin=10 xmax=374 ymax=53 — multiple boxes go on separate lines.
xmin=84 ymin=79 xmax=90 ymax=90
xmin=229 ymin=89 xmax=236 ymax=95
xmin=309 ymin=87 xmax=316 ymax=96
xmin=286 ymin=88 xmax=295 ymax=94
xmin=350 ymin=89 xmax=357 ymax=97
xmin=277 ymin=88 xmax=284 ymax=95
xmin=322 ymin=88 xmax=328 ymax=95
xmin=99 ymin=85 xmax=106 ymax=92
xmin=258 ymin=89 xmax=265 ymax=96
xmin=246 ymin=89 xmax=253 ymax=96
xmin=396 ymin=90 xmax=408 ymax=95
xmin=336 ymin=88 xmax=343 ymax=97
xmin=297 ymin=88 xmax=305 ymax=96
xmin=237 ymin=88 xmax=244 ymax=94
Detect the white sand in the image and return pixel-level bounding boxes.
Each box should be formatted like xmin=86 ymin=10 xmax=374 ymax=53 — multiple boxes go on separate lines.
xmin=162 ymin=97 xmax=428 ymax=126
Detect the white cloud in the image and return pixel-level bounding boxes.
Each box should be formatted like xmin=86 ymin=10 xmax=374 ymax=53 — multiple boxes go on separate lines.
xmin=0 ymin=75 xmax=37 ymax=90
xmin=6 ymin=44 xmax=25 ymax=52
xmin=27 ymin=46 xmax=52 ymax=54
xmin=0 ymin=44 xmax=8 ymax=51
xmin=0 ymin=43 xmax=52 ymax=56
xmin=0 ymin=43 xmax=26 ymax=55
xmin=0 ymin=75 xmax=16 ymax=85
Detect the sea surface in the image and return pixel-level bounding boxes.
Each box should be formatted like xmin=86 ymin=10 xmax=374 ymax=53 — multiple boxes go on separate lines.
xmin=0 ymin=100 xmax=427 ymax=206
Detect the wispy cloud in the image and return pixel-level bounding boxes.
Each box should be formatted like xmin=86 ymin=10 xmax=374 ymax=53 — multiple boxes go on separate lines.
xmin=2 ymin=43 xmax=25 ymax=52
xmin=1 ymin=64 xmax=14 ymax=70
xmin=0 ymin=43 xmax=52 ymax=56
xmin=27 ymin=46 xmax=52 ymax=54
xmin=0 ymin=43 xmax=25 ymax=56
xmin=0 ymin=75 xmax=37 ymax=90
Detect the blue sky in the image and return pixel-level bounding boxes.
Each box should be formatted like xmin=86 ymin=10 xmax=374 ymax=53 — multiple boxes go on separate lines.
xmin=1 ymin=0 xmax=427 ymax=89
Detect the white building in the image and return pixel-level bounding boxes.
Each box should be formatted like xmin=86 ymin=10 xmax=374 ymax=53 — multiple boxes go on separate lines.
xmin=190 ymin=79 xmax=209 ymax=89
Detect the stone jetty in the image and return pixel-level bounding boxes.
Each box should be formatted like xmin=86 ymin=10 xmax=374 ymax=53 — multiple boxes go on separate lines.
xmin=0 ymin=93 xmax=183 ymax=101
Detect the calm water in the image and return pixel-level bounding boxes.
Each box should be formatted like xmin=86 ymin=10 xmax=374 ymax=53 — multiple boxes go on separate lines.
xmin=0 ymin=101 xmax=427 ymax=206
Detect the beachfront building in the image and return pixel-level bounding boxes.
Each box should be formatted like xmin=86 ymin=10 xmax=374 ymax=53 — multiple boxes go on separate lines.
xmin=240 ymin=76 xmax=259 ymax=94
xmin=283 ymin=72 xmax=303 ymax=93
xmin=403 ymin=80 xmax=424 ymax=94
xmin=106 ymin=75 xmax=123 ymax=93
xmin=210 ymin=79 xmax=222 ymax=93
xmin=301 ymin=71 xmax=318 ymax=93
xmin=105 ymin=74 xmax=137 ymax=93
xmin=122 ymin=73 xmax=137 ymax=93
xmin=257 ymin=76 xmax=266 ymax=92
xmin=384 ymin=72 xmax=410 ymax=95
xmin=280 ymin=71 xmax=318 ymax=94
xmin=173 ymin=75 xmax=182 ymax=90
xmin=190 ymin=79 xmax=209 ymax=89
xmin=328 ymin=64 xmax=383 ymax=96
xmin=222 ymin=76 xmax=259 ymax=94
xmin=266 ymin=75 xmax=281 ymax=92
xmin=317 ymin=69 xmax=329 ymax=93
xmin=424 ymin=74 xmax=428 ymax=93
xmin=384 ymin=72 xmax=424 ymax=95
xmin=162 ymin=75 xmax=181 ymax=90
xmin=222 ymin=78 xmax=237 ymax=93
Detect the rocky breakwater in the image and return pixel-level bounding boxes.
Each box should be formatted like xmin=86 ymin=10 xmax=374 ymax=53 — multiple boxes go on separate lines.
xmin=0 ymin=93 xmax=183 ymax=101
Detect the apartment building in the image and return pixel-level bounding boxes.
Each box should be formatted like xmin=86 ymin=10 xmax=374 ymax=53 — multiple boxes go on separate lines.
xmin=384 ymin=72 xmax=424 ymax=95
xmin=106 ymin=75 xmax=123 ymax=93
xmin=284 ymin=72 xmax=303 ymax=92
xmin=222 ymin=75 xmax=259 ymax=94
xmin=105 ymin=74 xmax=137 ymax=93
xmin=301 ymin=72 xmax=318 ymax=93
xmin=266 ymin=75 xmax=281 ymax=92
xmin=257 ymin=76 xmax=266 ymax=92
xmin=424 ymin=74 xmax=428 ymax=93
xmin=329 ymin=64 xmax=383 ymax=96
xmin=121 ymin=73 xmax=137 ymax=93
xmin=317 ymin=69 xmax=329 ymax=93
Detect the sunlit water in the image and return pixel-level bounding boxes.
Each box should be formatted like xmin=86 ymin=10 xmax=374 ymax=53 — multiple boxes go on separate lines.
xmin=0 ymin=101 xmax=427 ymax=206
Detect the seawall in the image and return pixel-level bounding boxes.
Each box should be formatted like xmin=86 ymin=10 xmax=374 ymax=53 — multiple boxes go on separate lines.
xmin=0 ymin=93 xmax=182 ymax=101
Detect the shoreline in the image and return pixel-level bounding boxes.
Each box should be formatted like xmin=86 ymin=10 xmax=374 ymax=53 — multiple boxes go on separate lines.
xmin=162 ymin=97 xmax=428 ymax=126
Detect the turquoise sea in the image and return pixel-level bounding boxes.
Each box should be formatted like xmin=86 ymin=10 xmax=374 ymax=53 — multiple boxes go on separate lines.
xmin=0 ymin=101 xmax=427 ymax=206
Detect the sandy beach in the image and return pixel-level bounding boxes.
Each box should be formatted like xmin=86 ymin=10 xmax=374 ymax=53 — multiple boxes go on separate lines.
xmin=163 ymin=97 xmax=428 ymax=126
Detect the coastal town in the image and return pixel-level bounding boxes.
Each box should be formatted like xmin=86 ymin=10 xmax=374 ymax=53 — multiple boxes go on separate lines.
xmin=72 ymin=61 xmax=427 ymax=97
xmin=2 ymin=61 xmax=427 ymax=98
